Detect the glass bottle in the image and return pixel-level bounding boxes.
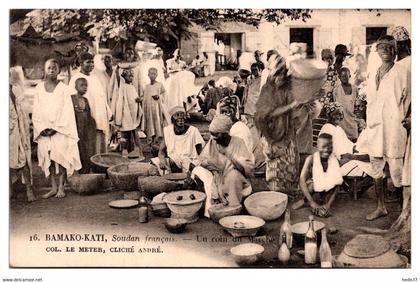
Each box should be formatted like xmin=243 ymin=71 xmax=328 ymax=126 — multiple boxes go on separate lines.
xmin=319 ymin=229 xmax=333 ymax=267
xmin=278 ymin=233 xmax=290 ymax=265
xmin=304 ymin=215 xmax=317 ymax=265
xmin=279 ymin=208 xmax=293 ymax=249
xmin=138 ymin=187 xmax=149 ymax=223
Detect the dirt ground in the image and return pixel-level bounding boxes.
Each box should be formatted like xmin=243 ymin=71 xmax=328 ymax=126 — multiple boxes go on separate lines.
xmin=10 ymin=137 xmax=402 ymax=267
xmin=9 ymin=71 xmax=404 ymax=267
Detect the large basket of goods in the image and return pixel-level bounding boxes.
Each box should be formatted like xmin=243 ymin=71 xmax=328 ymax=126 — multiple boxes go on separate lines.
xmin=288 ymin=59 xmax=328 ymax=104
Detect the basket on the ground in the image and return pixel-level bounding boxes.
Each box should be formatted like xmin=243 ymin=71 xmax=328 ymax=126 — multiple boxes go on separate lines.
xmin=107 ymin=162 xmax=159 ymax=191
xmin=90 ymin=153 xmax=131 ymax=174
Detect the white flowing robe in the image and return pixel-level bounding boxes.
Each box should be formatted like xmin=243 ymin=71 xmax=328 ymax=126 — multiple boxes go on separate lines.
xmin=69 ymin=71 xmax=112 ymax=141
xmin=365 ymin=63 xmax=410 ymax=159
xmin=319 ymin=124 xmax=375 ymax=177
xmin=69 ymin=72 xmax=112 ymax=141
xmin=164 ymin=70 xmax=196 ymax=110
xmin=32 ymin=82 xmax=81 ymax=177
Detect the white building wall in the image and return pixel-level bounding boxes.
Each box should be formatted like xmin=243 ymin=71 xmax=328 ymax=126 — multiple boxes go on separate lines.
xmin=190 ymin=9 xmax=410 ymax=61
xmin=270 ymin=9 xmax=410 ymax=58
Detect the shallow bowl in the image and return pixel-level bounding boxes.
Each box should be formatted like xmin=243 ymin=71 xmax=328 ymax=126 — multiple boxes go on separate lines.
xmin=244 ymin=191 xmax=288 ymax=221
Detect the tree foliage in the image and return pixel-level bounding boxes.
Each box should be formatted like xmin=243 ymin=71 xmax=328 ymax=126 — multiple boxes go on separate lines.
xmin=24 ymin=9 xmax=313 ymax=43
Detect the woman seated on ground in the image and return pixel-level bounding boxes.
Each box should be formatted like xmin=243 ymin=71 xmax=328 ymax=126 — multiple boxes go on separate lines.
xmin=190 ymin=114 xmax=255 ymax=218
xmin=319 ymin=102 xmax=374 ymax=179
xmin=152 ymin=106 xmax=205 ymax=174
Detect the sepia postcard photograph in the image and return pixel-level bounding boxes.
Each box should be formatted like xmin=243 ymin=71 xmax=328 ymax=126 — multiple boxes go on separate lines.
xmin=3 ymin=3 xmax=416 ymax=278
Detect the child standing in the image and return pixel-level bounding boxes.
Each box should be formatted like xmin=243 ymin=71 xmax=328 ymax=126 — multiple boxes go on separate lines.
xmin=109 ymin=68 xmax=143 ymax=158
xmin=292 ymin=133 xmax=343 ymax=217
xmin=71 ymin=78 xmax=96 ymax=173
xmin=334 ymin=67 xmax=359 ymax=141
xmin=143 ymin=67 xmax=168 ymax=145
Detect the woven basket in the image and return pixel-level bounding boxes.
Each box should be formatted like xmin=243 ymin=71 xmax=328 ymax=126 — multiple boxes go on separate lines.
xmin=108 ymin=162 xmax=156 ymax=191
xmin=90 ymin=153 xmax=131 ymax=174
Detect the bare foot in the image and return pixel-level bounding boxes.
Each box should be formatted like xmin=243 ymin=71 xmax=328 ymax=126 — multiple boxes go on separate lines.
xmin=366 ymin=207 xmax=388 ymax=221
xmin=55 ymin=187 xmax=66 ymax=198
xmin=26 ymin=188 xmax=36 ymax=202
xmin=42 ymin=188 xmax=57 ymax=199
xmin=292 ymin=199 xmax=306 ymax=210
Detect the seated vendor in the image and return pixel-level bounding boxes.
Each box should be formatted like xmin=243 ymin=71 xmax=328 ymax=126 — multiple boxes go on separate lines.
xmin=153 ymin=106 xmax=205 ymax=174
xmin=319 ymin=102 xmax=373 ymax=178
xmin=292 ymin=133 xmax=343 ymax=217
xmin=190 ymin=114 xmax=255 ymax=217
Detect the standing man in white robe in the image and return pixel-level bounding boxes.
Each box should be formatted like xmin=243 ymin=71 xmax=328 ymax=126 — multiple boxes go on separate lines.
xmin=365 ymin=35 xmax=410 ymax=221
xmin=69 ymin=52 xmax=112 ymax=154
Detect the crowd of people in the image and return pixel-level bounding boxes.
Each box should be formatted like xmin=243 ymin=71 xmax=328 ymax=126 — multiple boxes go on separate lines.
xmin=10 ymin=26 xmax=411 ymax=224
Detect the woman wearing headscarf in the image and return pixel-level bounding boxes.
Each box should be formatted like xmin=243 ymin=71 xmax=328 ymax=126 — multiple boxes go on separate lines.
xmin=9 ymin=66 xmax=36 ymax=202
xmin=255 ymin=55 xmax=300 ymax=194
xmin=191 ymin=114 xmax=255 ymax=217
xmin=32 ymin=59 xmax=81 ymax=199
xmin=153 ymin=106 xmax=204 ymax=174
xmin=217 ymin=90 xmax=253 ymax=154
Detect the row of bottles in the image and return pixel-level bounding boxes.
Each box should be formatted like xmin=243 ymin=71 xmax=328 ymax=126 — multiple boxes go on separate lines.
xmin=305 ymin=215 xmax=333 ymax=267
xmin=278 ymin=210 xmax=332 ymax=267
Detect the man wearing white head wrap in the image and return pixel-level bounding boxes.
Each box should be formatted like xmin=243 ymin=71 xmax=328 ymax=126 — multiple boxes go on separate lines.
xmin=152 ymin=106 xmax=204 ymax=174
xmin=365 ymin=35 xmax=410 ymax=220
xmin=190 ymin=114 xmax=255 ymax=217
